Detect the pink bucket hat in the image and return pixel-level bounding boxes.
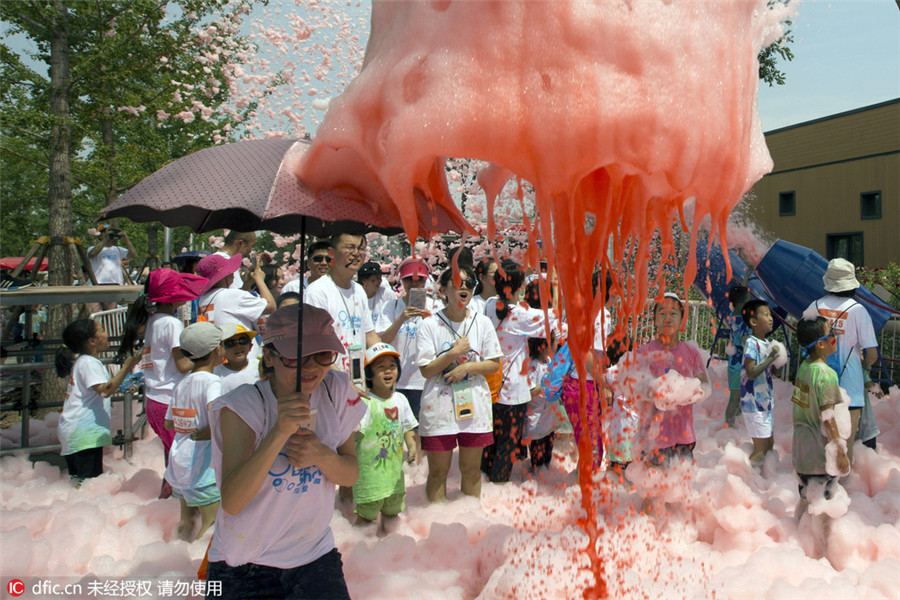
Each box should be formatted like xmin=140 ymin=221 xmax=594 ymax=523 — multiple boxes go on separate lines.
xmin=195 ymin=253 xmax=243 ymax=293
xmin=147 ymin=268 xmax=208 ymax=303
xmin=261 ymin=304 xmax=345 ymax=359
xmin=398 ymin=257 xmax=430 ymax=279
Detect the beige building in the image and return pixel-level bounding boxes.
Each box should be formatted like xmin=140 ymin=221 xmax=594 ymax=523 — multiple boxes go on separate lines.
xmin=749 ymin=98 xmax=899 ymax=268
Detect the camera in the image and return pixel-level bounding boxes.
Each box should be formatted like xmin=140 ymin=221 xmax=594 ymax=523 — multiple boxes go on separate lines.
xmin=106 ymin=228 xmax=123 ymax=240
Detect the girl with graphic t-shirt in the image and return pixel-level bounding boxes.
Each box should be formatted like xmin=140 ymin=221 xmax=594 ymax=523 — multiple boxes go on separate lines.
xmin=119 ymin=268 xmax=208 ymax=497
xmin=416 ymin=266 xmax=502 ymax=503
xmin=55 ymin=319 xmax=141 ymax=484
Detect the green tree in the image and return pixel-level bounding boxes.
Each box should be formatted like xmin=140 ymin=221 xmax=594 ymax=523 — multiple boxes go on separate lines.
xmin=1 ymin=0 xmax=264 ymax=403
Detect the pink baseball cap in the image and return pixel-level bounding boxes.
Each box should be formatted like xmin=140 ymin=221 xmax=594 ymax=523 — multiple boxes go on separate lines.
xmin=261 ymin=304 xmax=345 ymax=359
xmin=147 ymin=268 xmax=208 ymax=303
xmin=398 ymin=258 xmax=430 ymax=279
xmin=195 ymin=253 xmax=243 ymax=293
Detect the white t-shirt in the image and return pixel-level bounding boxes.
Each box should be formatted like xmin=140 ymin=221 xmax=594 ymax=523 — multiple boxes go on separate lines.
xmin=305 ymin=276 xmax=374 ymax=373
xmin=58 ymin=355 xmax=111 ymax=455
xmin=214 ymin=250 xmax=244 ymax=289
xmin=281 ymin=276 xmax=306 ymax=296
xmin=164 ymin=371 xmax=221 ymax=492
xmin=806 ymin=295 xmax=878 ymax=408
xmin=198 ymin=287 xmax=268 ymax=364
xmin=525 ymin=358 xmax=555 ymax=440
xmin=469 ymin=295 xmax=488 ymax=316
xmin=415 ymin=308 xmax=502 ymax=436
xmin=485 ymin=301 xmax=554 ymax=406
xmin=89 ymin=246 xmax=129 ymax=285
xmin=214 ymin=362 xmax=261 ymax=395
xmin=141 ymin=312 xmax=186 ymax=406
xmin=368 ymin=281 xmax=398 ymax=329
xmin=569 ymin=307 xmax=613 ymax=381
xmin=207 ymin=370 xmax=366 ymax=569
xmin=376 ymin=296 xmax=442 ymax=391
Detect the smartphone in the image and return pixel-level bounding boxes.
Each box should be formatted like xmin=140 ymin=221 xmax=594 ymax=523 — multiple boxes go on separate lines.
xmin=349 ymin=344 xmax=365 ymax=389
xmin=409 ymin=288 xmax=427 ymax=310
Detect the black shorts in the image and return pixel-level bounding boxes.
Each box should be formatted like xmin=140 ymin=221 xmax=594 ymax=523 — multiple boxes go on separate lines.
xmin=65 ymin=446 xmax=104 ymax=481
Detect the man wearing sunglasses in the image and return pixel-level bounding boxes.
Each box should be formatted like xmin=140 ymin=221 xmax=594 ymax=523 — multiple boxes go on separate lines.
xmin=214 ymin=324 xmax=261 ymax=394
xmin=282 ymin=241 xmax=333 ymax=295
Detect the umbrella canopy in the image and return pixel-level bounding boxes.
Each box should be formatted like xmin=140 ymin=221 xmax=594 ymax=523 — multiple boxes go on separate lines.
xmin=100 ymin=138 xmax=470 ymax=238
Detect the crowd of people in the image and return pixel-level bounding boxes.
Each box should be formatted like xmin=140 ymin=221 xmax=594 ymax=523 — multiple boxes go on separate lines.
xmin=44 ymin=225 xmax=885 ymax=597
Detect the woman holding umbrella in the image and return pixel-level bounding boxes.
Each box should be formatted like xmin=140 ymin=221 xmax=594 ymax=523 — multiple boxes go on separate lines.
xmin=205 ymin=304 xmax=365 ymax=599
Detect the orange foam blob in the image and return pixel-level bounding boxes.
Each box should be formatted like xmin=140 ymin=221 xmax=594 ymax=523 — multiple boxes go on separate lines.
xmin=298 ymin=1 xmax=790 ymax=596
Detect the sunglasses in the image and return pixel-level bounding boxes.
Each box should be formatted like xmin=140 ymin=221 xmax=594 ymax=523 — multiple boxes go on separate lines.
xmin=223 ymin=337 xmax=252 ymax=349
xmin=456 ymin=278 xmax=476 ymax=290
xmin=310 ymin=255 xmax=330 ymax=264
xmin=303 ymin=350 xmax=339 ymax=367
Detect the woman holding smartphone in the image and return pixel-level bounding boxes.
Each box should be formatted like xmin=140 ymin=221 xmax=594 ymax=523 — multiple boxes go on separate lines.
xmin=415 ymin=265 xmax=502 ymax=503
xmin=205 ymin=304 xmax=365 ymax=599
xmin=377 ymin=258 xmax=441 ymax=420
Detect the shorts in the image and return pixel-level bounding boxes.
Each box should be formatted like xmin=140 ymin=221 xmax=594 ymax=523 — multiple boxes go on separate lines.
xmin=172 ymin=482 xmax=221 ymax=507
xmin=797 ymin=473 xmax=837 ymax=501
xmin=398 ymin=388 xmax=423 ymax=421
xmin=727 ymin=366 xmax=741 ymax=391
xmin=354 ymin=492 xmax=406 ymax=521
xmin=421 ymin=431 xmax=494 ymax=452
xmin=742 ymin=409 xmax=773 ymax=439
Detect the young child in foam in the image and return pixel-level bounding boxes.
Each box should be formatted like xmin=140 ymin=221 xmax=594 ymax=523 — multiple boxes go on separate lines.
xmin=416 ymin=265 xmax=502 ymax=503
xmin=206 ymin=304 xmax=365 ymax=599
xmin=604 ymin=338 xmax=637 ymax=478
xmin=804 ymin=258 xmax=879 ymax=461
xmin=353 ymin=343 xmax=418 ymax=533
xmin=212 ymin=324 xmax=260 ymax=395
xmin=792 ymin=317 xmax=851 ymax=555
xmin=55 ymin=319 xmax=141 ymax=485
xmin=118 ymin=267 xmax=208 ymax=498
xmin=164 ymin=322 xmax=233 ymax=541
xmin=482 ymin=260 xmax=555 ymax=484
xmin=725 ymin=285 xmax=751 ymax=428
xmin=524 ymin=336 xmax=556 ymax=471
xmin=635 ymin=293 xmax=709 ymax=466
xmin=740 ymin=299 xmax=781 ymax=465
xmin=559 ymin=270 xmax=614 ymax=472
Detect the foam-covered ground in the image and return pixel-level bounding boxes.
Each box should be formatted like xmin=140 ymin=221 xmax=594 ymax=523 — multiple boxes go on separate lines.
xmin=2 ymin=359 xmax=899 ymax=599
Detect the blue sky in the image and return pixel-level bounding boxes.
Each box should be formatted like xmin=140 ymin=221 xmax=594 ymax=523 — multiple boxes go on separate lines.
xmin=757 ymin=0 xmax=900 ymax=131
xmin=4 ymin=0 xmax=897 ymax=133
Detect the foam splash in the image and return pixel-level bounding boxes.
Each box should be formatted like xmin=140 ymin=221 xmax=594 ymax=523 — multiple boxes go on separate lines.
xmin=766 ymin=340 xmax=788 ymax=369
xmin=296 ymin=0 xmax=793 ymax=594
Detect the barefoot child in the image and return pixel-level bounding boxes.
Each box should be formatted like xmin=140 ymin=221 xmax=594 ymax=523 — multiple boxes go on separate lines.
xmin=165 ymin=322 xmax=230 ymax=541
xmin=354 ymin=343 xmax=418 ymax=532
xmin=740 ymin=299 xmax=780 ymax=464
xmin=792 ymin=317 xmax=851 ymax=551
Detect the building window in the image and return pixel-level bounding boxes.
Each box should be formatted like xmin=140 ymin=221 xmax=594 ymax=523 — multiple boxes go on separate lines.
xmin=778 ymin=191 xmax=795 ymax=216
xmin=860 ymin=191 xmax=881 ymax=220
xmin=826 ymin=232 xmax=864 ymax=266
